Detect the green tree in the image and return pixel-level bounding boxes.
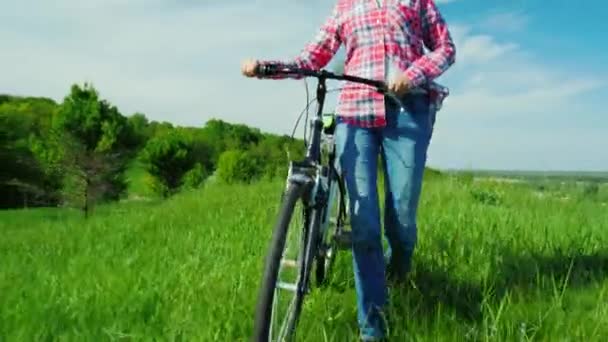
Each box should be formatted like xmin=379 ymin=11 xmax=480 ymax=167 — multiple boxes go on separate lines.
xmin=147 ymin=120 xmax=174 ymax=139
xmin=216 ymin=149 xmax=262 ymax=184
xmin=126 ymin=112 xmax=151 ymax=149
xmin=181 ymin=162 xmax=209 ymax=190
xmin=0 ymin=96 xmax=60 ymax=207
xmin=52 ymin=83 xmax=135 ymax=216
xmin=181 ymin=126 xmax=216 ymax=173
xmin=200 ymin=119 xmax=264 ymax=165
xmin=139 ymin=130 xmax=196 ymax=197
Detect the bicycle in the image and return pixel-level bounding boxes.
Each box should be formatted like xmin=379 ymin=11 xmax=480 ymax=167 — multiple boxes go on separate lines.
xmin=252 ymin=63 xmax=406 ymax=342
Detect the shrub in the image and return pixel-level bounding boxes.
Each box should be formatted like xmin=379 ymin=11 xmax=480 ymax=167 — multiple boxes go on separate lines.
xmin=216 ymin=150 xmax=262 ymax=184
xmin=139 ymin=130 xmax=195 ymax=197
xmin=470 ymin=184 xmax=504 ymax=206
xmin=582 ymin=182 xmax=599 ymax=197
xmin=182 ymin=163 xmax=208 ymax=190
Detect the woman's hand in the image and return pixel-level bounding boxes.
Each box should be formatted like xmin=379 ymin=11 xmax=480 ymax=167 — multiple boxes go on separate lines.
xmin=241 ymin=59 xmax=259 ymax=77
xmin=388 ymin=74 xmax=412 ymax=96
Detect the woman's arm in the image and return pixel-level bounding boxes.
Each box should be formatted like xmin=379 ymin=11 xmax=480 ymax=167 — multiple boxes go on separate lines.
xmin=403 ymin=0 xmax=456 ymax=88
xmin=257 ymin=3 xmax=343 ymax=78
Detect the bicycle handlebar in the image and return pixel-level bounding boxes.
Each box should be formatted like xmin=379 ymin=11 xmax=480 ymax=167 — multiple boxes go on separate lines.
xmin=255 ymin=63 xmax=387 ymax=91
xmin=254 ymin=63 xmax=408 ymax=108
xmin=254 ymin=63 xmax=408 ymax=163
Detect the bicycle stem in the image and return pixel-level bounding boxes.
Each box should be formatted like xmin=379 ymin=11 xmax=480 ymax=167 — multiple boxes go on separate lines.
xmin=304 ymin=73 xmax=328 ymax=164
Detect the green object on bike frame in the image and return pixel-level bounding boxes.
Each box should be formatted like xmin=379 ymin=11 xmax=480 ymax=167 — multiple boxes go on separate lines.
xmin=322 ymin=113 xmax=335 ymax=129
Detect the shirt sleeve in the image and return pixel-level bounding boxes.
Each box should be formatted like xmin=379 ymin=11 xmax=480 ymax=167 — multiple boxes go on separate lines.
xmin=259 ymin=3 xmax=342 ymax=79
xmin=404 ymin=0 xmax=456 ymax=88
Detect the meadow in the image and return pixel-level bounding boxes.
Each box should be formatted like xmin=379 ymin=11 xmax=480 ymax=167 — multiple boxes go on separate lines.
xmin=1 ymin=173 xmax=607 ymax=341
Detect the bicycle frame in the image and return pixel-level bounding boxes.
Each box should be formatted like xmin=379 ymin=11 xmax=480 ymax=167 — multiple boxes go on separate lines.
xmin=283 ymin=72 xmax=336 ymax=193
xmin=281 ymin=73 xmax=340 ymax=295
xmin=276 ymin=66 xmax=392 ymax=264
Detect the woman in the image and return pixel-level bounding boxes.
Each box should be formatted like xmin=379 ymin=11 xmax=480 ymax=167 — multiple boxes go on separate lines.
xmin=242 ymin=0 xmax=455 ymax=340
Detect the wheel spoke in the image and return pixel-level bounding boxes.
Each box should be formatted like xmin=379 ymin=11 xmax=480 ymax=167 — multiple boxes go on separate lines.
xmin=278 ymin=295 xmax=297 ymax=339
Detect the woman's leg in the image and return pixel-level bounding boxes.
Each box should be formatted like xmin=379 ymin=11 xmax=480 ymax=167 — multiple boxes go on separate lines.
xmin=381 ymin=95 xmax=436 ymax=281
xmin=334 ymin=121 xmax=387 ymax=340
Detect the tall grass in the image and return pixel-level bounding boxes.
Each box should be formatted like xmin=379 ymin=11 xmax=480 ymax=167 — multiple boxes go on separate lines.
xmin=1 ymin=175 xmax=607 ymax=341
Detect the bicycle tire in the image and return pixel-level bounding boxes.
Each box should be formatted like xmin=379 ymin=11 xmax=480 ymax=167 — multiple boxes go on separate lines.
xmin=253 ymin=182 xmax=309 ymax=342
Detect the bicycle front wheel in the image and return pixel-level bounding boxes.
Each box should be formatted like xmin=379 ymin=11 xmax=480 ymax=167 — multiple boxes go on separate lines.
xmin=253 ymin=182 xmax=311 ymax=341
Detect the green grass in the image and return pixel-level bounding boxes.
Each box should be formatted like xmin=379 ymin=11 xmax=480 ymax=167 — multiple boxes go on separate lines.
xmin=1 ymin=175 xmax=607 ymax=341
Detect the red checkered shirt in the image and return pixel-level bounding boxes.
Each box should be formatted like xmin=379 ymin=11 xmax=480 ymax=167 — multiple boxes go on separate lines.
xmin=260 ymin=0 xmax=456 ymax=127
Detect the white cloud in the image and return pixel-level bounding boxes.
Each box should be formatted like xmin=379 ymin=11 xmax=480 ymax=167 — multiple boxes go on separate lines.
xmin=426 ymin=18 xmax=606 ymax=171
xmin=437 ymin=22 xmax=604 ymax=117
xmin=0 ymin=1 xmax=605 ymax=170
xmin=0 ymin=0 xmax=328 ymax=130
xmin=456 ymin=34 xmax=518 ymax=64
xmin=481 ymin=11 xmax=529 ymax=32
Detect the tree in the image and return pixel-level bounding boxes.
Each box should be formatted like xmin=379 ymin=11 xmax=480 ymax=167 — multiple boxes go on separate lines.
xmin=127 ymin=112 xmax=151 ymax=149
xmin=52 ymin=83 xmax=135 ymax=216
xmin=216 ymin=149 xmax=262 ymax=184
xmin=0 ymin=96 xmax=60 ymax=208
xmin=147 ymin=120 xmax=174 ymax=139
xmin=200 ymin=118 xmax=264 ymax=165
xmin=181 ymin=126 xmax=216 ymax=173
xmin=139 ymin=130 xmax=196 ymax=197
xmin=59 ymin=136 xmax=127 ymax=216
xmin=181 ymin=162 xmax=209 ymax=190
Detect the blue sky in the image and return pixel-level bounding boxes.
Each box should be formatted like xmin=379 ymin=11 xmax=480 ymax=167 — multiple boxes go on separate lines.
xmin=1 ymin=0 xmax=606 ymax=171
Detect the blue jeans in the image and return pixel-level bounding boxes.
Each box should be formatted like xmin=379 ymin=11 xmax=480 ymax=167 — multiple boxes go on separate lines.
xmin=334 ymin=94 xmax=436 ymax=339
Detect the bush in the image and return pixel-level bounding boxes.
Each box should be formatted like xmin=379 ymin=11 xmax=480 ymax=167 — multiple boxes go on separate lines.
xmin=139 ymin=130 xmax=195 ymax=197
xmin=216 ymin=150 xmax=262 ymax=184
xmin=423 ymin=167 xmax=443 ymax=180
xmin=470 ymin=183 xmax=504 ymax=206
xmin=143 ymin=173 xmax=169 ymax=198
xmin=582 ymin=181 xmax=600 ymax=199
xmin=182 ymin=163 xmax=208 ymax=190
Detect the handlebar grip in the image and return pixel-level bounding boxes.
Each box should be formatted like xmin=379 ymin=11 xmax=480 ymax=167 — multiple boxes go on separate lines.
xmin=253 ymin=63 xmax=265 ymax=76
xmin=254 ymin=63 xmax=279 ymax=77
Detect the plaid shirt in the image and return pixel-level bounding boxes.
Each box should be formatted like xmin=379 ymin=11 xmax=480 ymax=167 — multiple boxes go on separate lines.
xmin=260 ymin=0 xmax=456 ymax=127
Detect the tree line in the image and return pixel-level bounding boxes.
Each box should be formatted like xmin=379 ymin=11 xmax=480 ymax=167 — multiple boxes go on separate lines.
xmin=0 ymin=83 xmax=305 ymax=213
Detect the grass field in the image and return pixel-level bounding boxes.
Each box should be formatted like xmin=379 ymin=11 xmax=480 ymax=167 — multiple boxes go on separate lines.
xmin=1 ymin=174 xmax=607 ymax=341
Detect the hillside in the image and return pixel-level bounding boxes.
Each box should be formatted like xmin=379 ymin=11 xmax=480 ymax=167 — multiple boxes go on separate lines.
xmin=1 ymin=175 xmax=607 ymax=340
xmin=450 ymin=169 xmax=608 ymax=183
